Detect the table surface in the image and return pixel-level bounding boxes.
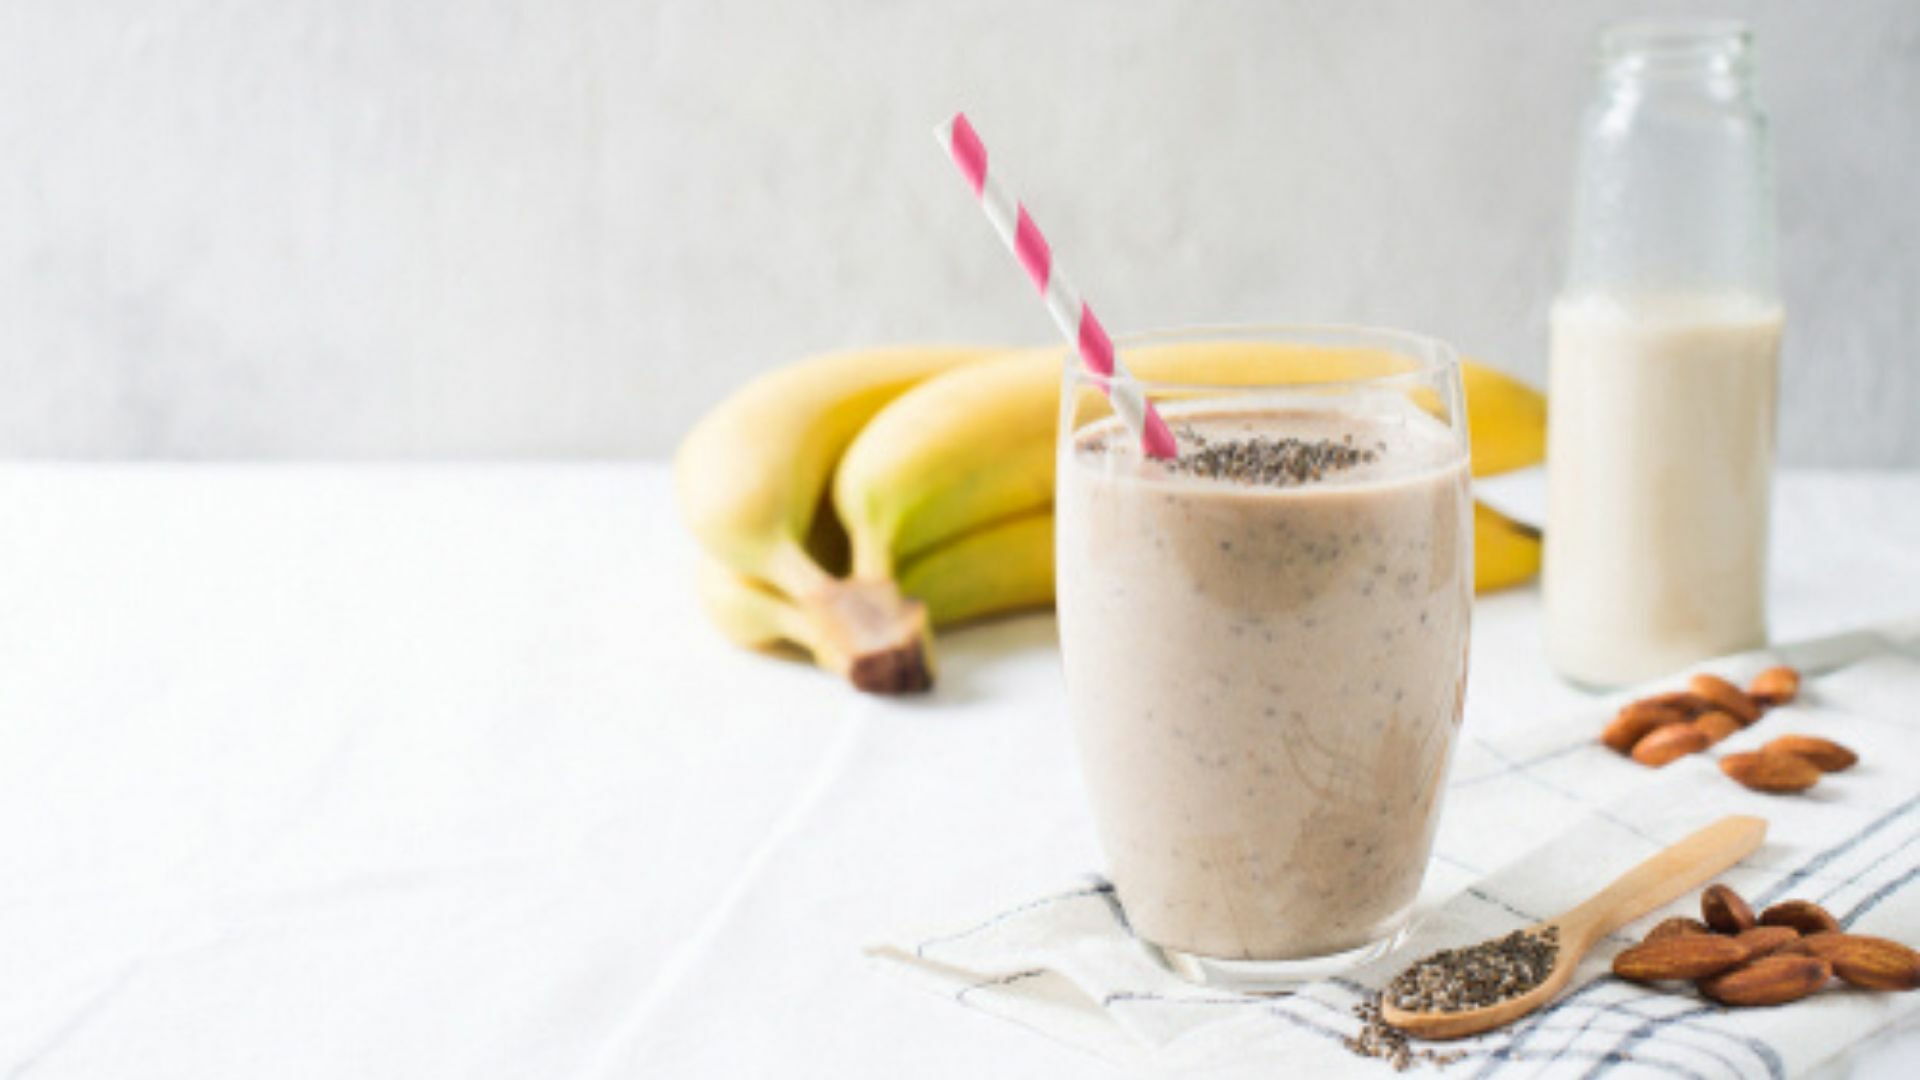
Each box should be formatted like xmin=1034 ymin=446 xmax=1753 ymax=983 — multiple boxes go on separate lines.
xmin=3 ymin=463 xmax=1918 ymax=1079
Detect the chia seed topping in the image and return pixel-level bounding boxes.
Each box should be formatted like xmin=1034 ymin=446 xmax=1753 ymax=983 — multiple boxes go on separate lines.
xmin=1170 ymin=424 xmax=1380 ymax=487
xmin=1384 ymin=926 xmax=1561 ymax=1014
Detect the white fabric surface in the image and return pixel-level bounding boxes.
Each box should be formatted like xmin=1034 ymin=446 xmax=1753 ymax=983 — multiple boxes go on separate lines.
xmin=871 ymin=626 xmax=1920 ymax=1077
xmin=1 ymin=464 xmax=1917 ymax=1078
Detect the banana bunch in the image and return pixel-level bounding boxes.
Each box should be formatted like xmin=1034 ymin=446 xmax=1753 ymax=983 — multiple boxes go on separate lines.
xmin=675 ymin=345 xmax=1001 ymax=691
xmin=678 ymin=342 xmax=1545 ymax=693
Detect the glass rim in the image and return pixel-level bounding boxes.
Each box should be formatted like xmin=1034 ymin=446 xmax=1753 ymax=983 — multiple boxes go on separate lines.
xmin=1059 ymin=321 xmax=1461 ymax=395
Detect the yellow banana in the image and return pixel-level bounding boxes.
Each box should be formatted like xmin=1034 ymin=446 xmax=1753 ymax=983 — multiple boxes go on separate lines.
xmin=833 ymin=348 xmax=1059 ymax=579
xmin=694 ymin=555 xmax=823 ymax=654
xmin=898 ymin=512 xmax=1055 ymax=625
xmin=1461 ymin=363 xmax=1549 ymax=478
xmin=833 ymin=340 xmax=1547 ymax=580
xmin=675 ymin=344 xmax=996 ymax=595
xmin=1473 ymin=501 xmax=1545 ymax=593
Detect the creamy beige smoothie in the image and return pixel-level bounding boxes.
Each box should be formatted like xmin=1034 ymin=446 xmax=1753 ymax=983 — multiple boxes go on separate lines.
xmin=1057 ymin=406 xmax=1471 ymax=962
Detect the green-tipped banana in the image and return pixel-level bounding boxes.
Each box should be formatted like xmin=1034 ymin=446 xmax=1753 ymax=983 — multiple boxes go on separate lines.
xmin=833 ymin=349 xmax=1058 ymax=579
xmin=898 ymin=511 xmax=1055 ymax=625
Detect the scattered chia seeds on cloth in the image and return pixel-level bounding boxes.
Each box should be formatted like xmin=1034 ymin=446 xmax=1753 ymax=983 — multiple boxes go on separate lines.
xmin=1346 ymin=995 xmax=1467 ymax=1072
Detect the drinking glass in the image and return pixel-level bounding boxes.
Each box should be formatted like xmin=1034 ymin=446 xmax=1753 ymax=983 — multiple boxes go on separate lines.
xmin=1054 ymin=324 xmax=1471 ymax=988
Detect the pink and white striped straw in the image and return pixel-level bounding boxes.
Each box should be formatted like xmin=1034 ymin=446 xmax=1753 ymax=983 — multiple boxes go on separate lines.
xmin=936 ymin=113 xmax=1178 ymax=460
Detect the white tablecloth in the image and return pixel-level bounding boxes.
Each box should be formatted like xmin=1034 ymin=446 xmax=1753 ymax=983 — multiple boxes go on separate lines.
xmin=2 ymin=464 xmax=1916 ymax=1078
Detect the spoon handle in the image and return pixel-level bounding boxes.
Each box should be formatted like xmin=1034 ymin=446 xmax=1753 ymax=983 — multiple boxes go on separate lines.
xmin=1556 ymin=815 xmax=1768 ymax=940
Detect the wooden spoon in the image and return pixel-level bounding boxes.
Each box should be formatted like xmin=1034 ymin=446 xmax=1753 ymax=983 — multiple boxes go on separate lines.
xmin=1382 ymin=814 xmax=1767 ymax=1040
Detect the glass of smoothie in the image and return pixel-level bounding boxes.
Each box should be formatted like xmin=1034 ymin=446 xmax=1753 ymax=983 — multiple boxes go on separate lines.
xmin=1055 ymin=325 xmax=1472 ymax=989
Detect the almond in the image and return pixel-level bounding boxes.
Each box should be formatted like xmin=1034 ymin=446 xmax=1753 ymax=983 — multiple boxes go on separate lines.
xmin=1720 ymin=748 xmax=1823 ymax=794
xmin=1645 ymin=916 xmax=1712 ymax=942
xmin=1763 ymin=734 xmax=1857 ymax=773
xmin=1735 ymin=926 xmax=1802 ymax=959
xmin=1698 ymin=954 xmax=1832 ymax=1006
xmin=1645 ymin=690 xmax=1716 ymax=717
xmin=1632 ymin=724 xmax=1710 ymax=767
xmin=1689 ymin=673 xmax=1762 ymax=724
xmin=1693 ymin=711 xmax=1744 ymax=746
xmin=1759 ymin=899 xmax=1841 ymax=936
xmin=1613 ymin=934 xmax=1751 ymax=981
xmin=1702 ymin=884 xmax=1757 ymax=934
xmin=1602 ymin=702 xmax=1692 ymax=753
xmin=1749 ymin=666 xmax=1801 ymax=707
xmin=1797 ymin=933 xmax=1920 ymax=991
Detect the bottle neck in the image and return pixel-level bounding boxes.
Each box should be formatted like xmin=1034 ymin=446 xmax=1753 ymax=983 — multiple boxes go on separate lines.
xmin=1563 ymin=20 xmax=1778 ymax=302
xmin=1598 ymin=20 xmax=1756 ymax=106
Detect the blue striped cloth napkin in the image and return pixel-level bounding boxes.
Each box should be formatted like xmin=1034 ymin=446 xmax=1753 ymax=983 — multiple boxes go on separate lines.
xmin=869 ymin=619 xmax=1920 ymax=1077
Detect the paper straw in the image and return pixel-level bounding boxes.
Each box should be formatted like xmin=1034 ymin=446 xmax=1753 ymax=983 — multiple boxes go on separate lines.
xmin=935 ymin=113 xmax=1178 ymax=460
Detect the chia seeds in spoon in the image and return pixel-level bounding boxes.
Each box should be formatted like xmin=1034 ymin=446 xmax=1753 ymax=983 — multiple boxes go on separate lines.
xmin=1385 ymin=926 xmax=1561 ymax=1014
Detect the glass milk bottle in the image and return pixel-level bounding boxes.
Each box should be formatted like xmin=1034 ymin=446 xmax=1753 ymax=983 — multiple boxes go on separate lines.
xmin=1545 ymin=20 xmax=1783 ymax=688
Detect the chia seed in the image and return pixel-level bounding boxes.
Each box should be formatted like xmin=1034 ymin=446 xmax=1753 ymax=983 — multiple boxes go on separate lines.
xmin=1384 ymin=926 xmax=1560 ymax=1013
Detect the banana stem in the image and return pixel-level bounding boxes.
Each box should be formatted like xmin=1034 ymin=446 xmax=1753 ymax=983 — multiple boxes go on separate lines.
xmin=794 ymin=578 xmax=934 ymax=694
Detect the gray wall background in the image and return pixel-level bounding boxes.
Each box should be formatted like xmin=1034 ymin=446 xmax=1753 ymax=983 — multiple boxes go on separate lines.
xmin=2 ymin=0 xmax=1915 ymax=463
